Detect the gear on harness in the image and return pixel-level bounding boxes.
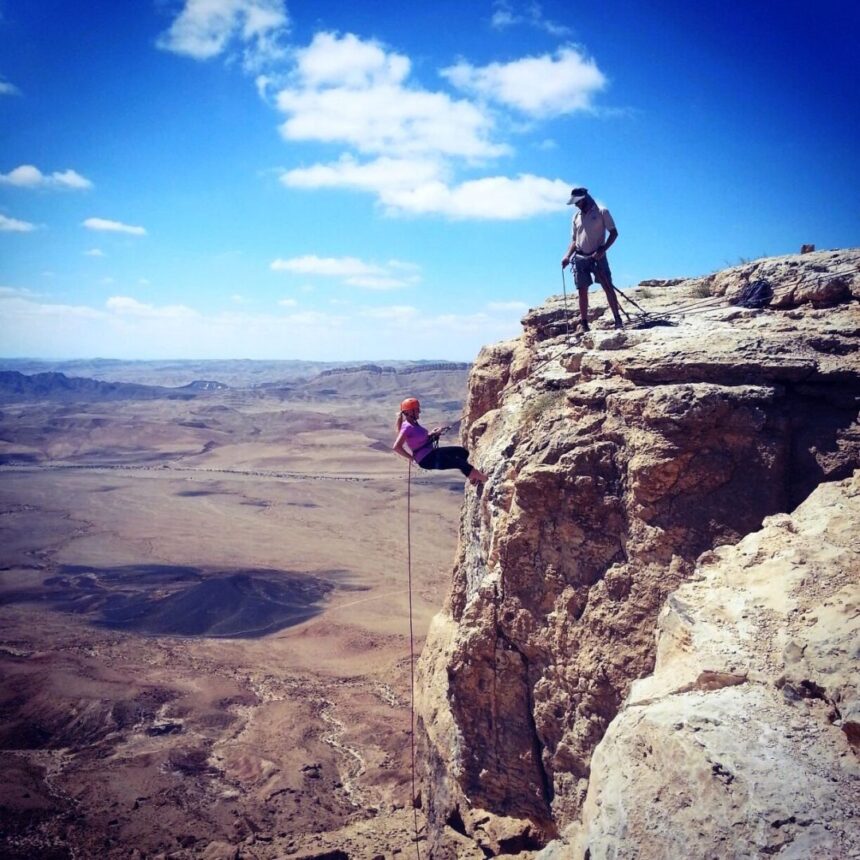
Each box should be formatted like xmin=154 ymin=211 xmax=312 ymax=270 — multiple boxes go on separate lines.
xmin=429 ymin=424 xmax=451 ymax=449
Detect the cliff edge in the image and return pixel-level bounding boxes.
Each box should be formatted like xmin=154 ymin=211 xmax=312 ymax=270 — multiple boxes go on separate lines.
xmin=416 ymin=248 xmax=860 ymax=857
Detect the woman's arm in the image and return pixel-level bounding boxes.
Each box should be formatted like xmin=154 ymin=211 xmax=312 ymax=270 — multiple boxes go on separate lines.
xmin=393 ymin=429 xmax=413 ymax=461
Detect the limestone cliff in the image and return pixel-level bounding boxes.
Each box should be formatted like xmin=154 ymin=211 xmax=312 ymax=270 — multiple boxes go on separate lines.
xmin=562 ymin=472 xmax=860 ymax=859
xmin=416 ymin=249 xmax=860 ymax=857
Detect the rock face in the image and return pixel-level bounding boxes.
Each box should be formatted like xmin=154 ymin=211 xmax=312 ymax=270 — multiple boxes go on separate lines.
xmin=563 ymin=472 xmax=860 ymax=859
xmin=415 ymin=249 xmax=860 ymax=855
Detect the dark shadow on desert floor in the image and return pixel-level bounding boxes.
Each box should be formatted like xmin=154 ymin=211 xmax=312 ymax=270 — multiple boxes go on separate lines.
xmin=2 ymin=564 xmax=346 ymax=638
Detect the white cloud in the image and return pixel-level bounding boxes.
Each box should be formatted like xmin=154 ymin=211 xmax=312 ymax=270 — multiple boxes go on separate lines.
xmin=343 ymin=276 xmax=413 ymax=290
xmin=442 ymin=47 xmax=606 ymax=116
xmin=275 ymin=31 xmax=506 ymax=160
xmin=271 ymin=255 xmax=385 ymax=277
xmin=387 ymin=259 xmax=421 ymax=273
xmin=278 ymin=297 xmax=298 ymax=307
xmin=0 ymin=291 xmax=520 ymax=360
xmin=0 ymin=214 xmax=36 ymax=232
xmin=157 ymin=0 xmax=290 ymax=70
xmin=0 ymin=79 xmax=21 ymax=96
xmin=294 ymin=30 xmax=409 ymax=89
xmin=0 ymin=293 xmax=106 ymax=320
xmin=490 ymin=1 xmax=571 ymax=37
xmin=281 ymin=154 xmax=444 ymax=195
xmin=487 ymin=300 xmax=529 ymax=312
xmin=106 ymin=296 xmax=197 ymax=319
xmin=272 ymin=34 xmax=600 ymax=220
xmin=83 ymin=217 xmax=147 ymax=236
xmin=0 ymin=285 xmax=36 ymax=298
xmin=84 ymin=248 xmax=105 ymax=257
xmin=283 ymin=155 xmax=569 ymax=220
xmin=0 ymin=164 xmax=93 ymax=190
xmin=100 ymin=277 xmax=116 ymax=285
xmin=271 ymin=254 xmax=421 ymax=289
xmin=381 ymin=173 xmax=570 ymax=219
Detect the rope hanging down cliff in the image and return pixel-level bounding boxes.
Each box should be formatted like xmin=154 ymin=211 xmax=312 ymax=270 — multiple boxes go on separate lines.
xmin=406 ymin=460 xmax=423 ymax=859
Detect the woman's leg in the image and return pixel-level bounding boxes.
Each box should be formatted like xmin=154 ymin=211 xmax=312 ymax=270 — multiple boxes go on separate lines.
xmin=418 ymin=446 xmax=473 ymax=477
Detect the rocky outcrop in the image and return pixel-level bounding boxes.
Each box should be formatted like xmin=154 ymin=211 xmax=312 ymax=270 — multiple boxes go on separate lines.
xmin=564 ymin=472 xmax=860 ymax=859
xmin=416 ymin=249 xmax=860 ymax=855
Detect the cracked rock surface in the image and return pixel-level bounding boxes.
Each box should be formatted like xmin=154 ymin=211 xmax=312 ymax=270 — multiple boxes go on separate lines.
xmin=415 ymin=249 xmax=860 ymax=855
xmin=563 ymin=471 xmax=860 ymax=859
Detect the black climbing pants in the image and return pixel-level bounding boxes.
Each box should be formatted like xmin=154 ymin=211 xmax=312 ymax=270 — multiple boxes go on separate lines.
xmin=417 ymin=446 xmax=474 ymax=477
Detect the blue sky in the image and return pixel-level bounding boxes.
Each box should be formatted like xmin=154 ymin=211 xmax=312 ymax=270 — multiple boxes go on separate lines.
xmin=0 ymin=0 xmax=857 ymax=361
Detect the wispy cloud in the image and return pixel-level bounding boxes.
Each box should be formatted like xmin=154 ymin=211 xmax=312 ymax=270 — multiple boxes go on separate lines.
xmin=0 ymin=285 xmax=37 ymax=298
xmin=83 ymin=217 xmax=147 ymax=236
xmin=442 ymin=47 xmax=606 ymax=116
xmin=490 ymin=1 xmax=571 ymax=37
xmin=0 ymin=213 xmax=36 ymax=232
xmin=271 ymin=253 xmax=422 ymax=289
xmin=487 ymin=300 xmax=529 ymax=312
xmin=0 ymin=291 xmax=520 ymax=360
xmin=271 ymin=255 xmax=384 ymax=277
xmin=157 ymin=0 xmax=290 ymax=71
xmin=0 ymin=164 xmax=93 ymax=190
xmin=0 ymin=78 xmax=21 ymax=96
xmin=106 ymin=296 xmax=197 ymax=319
xmin=84 ymin=248 xmax=105 ymax=257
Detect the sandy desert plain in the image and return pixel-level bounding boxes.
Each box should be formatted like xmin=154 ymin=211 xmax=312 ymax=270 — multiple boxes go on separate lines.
xmin=0 ymin=359 xmax=473 ymax=859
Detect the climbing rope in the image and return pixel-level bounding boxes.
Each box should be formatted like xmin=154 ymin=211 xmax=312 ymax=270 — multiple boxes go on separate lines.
xmin=560 ymin=267 xmax=572 ymax=339
xmin=406 ymin=460 xmax=422 ymax=859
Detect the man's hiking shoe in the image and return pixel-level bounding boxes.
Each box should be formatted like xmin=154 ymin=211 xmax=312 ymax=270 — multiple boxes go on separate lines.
xmin=613 ymin=319 xmax=624 ymax=329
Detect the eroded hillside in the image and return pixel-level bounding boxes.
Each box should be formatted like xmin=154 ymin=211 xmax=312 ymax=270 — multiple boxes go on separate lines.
xmin=416 ymin=249 xmax=860 ymax=857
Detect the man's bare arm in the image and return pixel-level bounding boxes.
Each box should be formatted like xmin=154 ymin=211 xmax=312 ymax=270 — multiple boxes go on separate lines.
xmin=594 ymin=228 xmax=618 ymax=259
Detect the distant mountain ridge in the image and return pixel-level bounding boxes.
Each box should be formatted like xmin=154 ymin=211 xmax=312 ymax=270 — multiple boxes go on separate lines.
xmin=0 ymin=357 xmax=472 ymax=388
xmin=0 ymin=362 xmax=471 ymax=404
xmin=0 ymin=370 xmax=197 ymax=402
xmin=178 ymin=379 xmax=229 ymax=391
xmin=317 ymin=361 xmax=470 ymax=378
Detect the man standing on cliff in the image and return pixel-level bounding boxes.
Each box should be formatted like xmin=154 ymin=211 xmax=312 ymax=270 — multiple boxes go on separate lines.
xmin=561 ymin=187 xmax=624 ymax=331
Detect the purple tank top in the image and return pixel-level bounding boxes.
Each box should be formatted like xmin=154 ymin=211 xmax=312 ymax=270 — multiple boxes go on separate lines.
xmin=401 ymin=419 xmax=433 ymax=461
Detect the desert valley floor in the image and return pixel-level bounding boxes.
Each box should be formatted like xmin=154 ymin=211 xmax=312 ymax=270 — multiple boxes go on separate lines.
xmin=0 ymin=362 xmax=472 ymax=858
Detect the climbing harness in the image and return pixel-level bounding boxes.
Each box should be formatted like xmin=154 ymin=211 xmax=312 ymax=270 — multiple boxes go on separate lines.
xmin=405 ymin=460 xmax=422 ymax=859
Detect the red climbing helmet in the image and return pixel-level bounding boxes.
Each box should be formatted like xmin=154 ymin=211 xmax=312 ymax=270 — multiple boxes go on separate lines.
xmin=400 ymin=397 xmax=420 ymax=413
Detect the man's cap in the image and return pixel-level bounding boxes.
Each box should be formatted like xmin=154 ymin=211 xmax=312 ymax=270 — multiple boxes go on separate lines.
xmin=567 ymin=186 xmax=589 ymax=205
